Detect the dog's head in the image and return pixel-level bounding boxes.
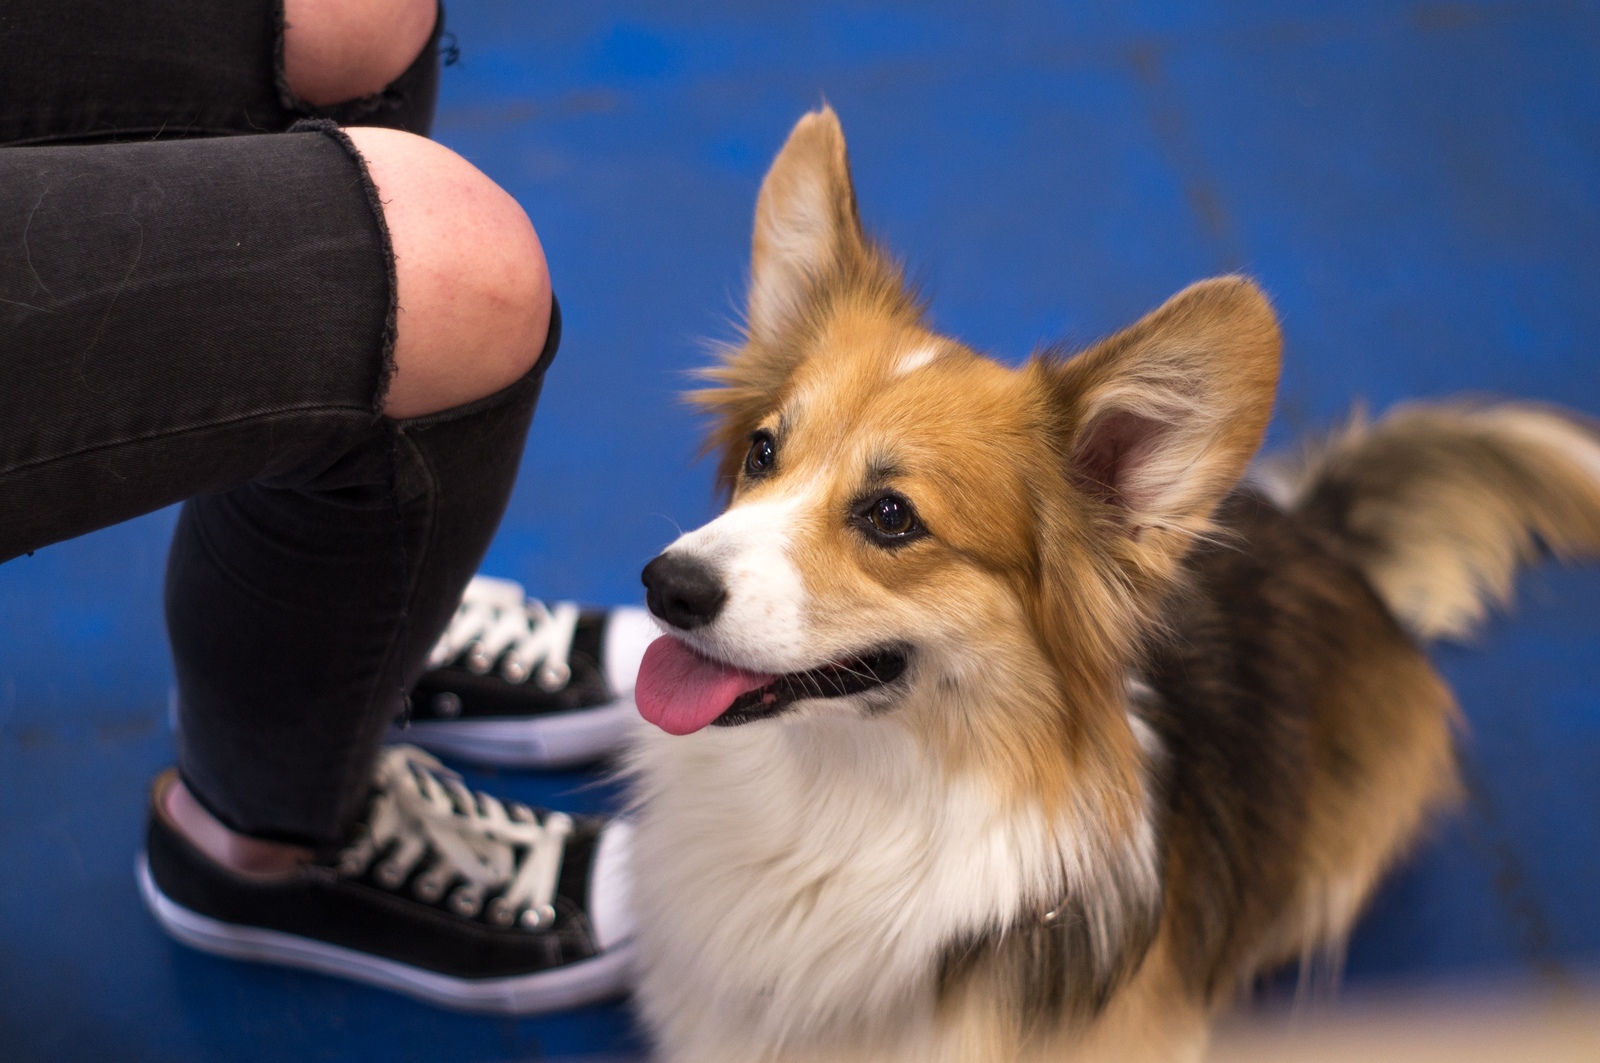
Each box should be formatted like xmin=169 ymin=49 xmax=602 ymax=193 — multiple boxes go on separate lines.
xmin=637 ymin=107 xmax=1280 ymax=804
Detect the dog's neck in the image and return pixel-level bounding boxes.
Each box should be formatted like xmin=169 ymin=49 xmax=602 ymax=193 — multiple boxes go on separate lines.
xmin=627 ymin=692 xmax=1163 ymax=1054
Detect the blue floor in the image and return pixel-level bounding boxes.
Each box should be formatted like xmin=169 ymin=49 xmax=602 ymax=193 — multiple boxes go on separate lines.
xmin=3 ymin=1 xmax=1599 ymax=1059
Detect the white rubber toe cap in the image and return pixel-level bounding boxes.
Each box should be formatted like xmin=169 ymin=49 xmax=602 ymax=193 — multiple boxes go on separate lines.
xmin=588 ymin=819 xmax=635 ymax=951
xmin=603 ymin=608 xmax=659 ymax=696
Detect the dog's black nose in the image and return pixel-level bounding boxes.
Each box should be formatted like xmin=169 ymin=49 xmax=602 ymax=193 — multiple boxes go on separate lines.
xmin=642 ymin=552 xmax=727 ymax=630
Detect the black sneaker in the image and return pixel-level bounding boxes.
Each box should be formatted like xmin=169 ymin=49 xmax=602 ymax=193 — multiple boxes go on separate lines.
xmin=137 ymin=746 xmax=635 ymax=1015
xmin=403 ymin=576 xmax=657 ymax=768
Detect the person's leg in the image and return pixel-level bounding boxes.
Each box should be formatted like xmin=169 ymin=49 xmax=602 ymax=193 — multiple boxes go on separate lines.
xmin=282 ymin=0 xmax=445 ymax=138
xmin=165 ymin=127 xmax=557 ymax=849
xmin=1 ymin=120 xmax=548 ymax=829
xmin=0 ymin=0 xmax=441 ymax=145
xmin=282 ymin=0 xmax=438 ymax=112
xmin=2 ymin=0 xmax=648 ymax=774
xmin=155 ymin=119 xmax=550 ymax=871
xmin=3 ymin=3 xmax=636 ymax=1008
xmin=3 ymin=125 xmax=631 ymax=1010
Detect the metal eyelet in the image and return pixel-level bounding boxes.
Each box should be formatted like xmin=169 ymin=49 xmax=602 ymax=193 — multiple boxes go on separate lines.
xmin=536 ymin=661 xmax=570 ymax=692
xmin=486 ymin=896 xmax=518 ymax=927
xmin=449 ymin=884 xmax=484 ymax=917
xmin=412 ymin=864 xmax=452 ymax=903
xmin=519 ymin=903 xmax=557 ymax=929
xmin=465 ymin=645 xmax=494 ymax=674
xmin=376 ymin=858 xmax=415 ymax=890
xmin=335 ymin=836 xmax=375 ymax=878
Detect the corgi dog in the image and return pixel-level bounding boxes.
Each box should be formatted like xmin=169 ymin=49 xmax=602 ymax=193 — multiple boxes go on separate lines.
xmin=625 ymin=107 xmax=1600 ymax=1063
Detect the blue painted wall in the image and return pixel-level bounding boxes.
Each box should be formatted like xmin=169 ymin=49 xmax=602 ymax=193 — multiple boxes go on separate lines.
xmin=2 ymin=1 xmax=1596 ymax=1059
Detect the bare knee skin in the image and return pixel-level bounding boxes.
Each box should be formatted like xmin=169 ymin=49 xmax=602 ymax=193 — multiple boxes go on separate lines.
xmin=282 ymin=0 xmax=438 ymax=107
xmin=345 ymin=127 xmax=553 ymax=420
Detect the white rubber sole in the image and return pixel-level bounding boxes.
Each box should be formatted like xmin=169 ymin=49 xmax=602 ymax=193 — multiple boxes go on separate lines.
xmin=395 ymin=698 xmax=637 ymax=768
xmin=137 ymin=854 xmax=635 ymax=1015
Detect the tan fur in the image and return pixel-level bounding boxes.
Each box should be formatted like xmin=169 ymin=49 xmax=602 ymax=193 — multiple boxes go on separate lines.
xmin=1035 ymin=276 xmax=1281 ymax=580
xmin=1249 ymin=580 xmax=1462 ymax=981
xmin=688 ymin=105 xmax=1345 ymax=1050
xmin=672 ymin=935 xmax=1209 ymax=1063
xmin=936 ymin=934 xmax=1209 ymax=1063
xmin=635 ymin=106 xmax=1597 ymax=1062
xmin=1299 ymin=648 xmax=1459 ymax=953
xmin=694 ymin=106 xmax=921 ymax=494
xmin=1247 ymin=399 xmax=1600 ymax=977
xmin=1019 ymin=278 xmax=1282 ymax=821
xmin=1271 ymin=402 xmax=1600 ymax=640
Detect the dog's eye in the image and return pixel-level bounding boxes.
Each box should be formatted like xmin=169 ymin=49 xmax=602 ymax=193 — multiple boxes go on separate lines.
xmin=745 ymin=431 xmax=776 ymax=477
xmin=871 ymin=496 xmax=912 ymax=534
xmin=858 ymin=493 xmax=925 ymax=545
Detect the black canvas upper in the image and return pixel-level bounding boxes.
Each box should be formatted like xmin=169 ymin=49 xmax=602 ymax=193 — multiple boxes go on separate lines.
xmin=145 ymin=781 xmax=604 ymax=979
xmin=412 ymin=610 xmax=615 ymax=720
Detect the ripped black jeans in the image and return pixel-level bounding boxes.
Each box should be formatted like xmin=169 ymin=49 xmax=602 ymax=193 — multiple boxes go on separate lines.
xmin=0 ymin=1 xmax=553 ymax=846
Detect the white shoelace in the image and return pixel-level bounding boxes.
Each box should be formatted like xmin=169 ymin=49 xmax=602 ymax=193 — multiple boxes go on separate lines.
xmin=427 ymin=576 xmax=581 ymax=691
xmin=336 ymin=746 xmax=574 ymax=929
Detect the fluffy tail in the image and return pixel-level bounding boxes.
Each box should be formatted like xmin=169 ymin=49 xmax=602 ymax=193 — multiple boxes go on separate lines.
xmin=1265 ymin=401 xmax=1600 ymax=641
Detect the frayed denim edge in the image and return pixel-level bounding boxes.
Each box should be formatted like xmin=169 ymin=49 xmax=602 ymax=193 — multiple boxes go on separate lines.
xmin=288 ymin=118 xmax=401 ymax=419
xmin=272 ymin=0 xmax=445 ymax=127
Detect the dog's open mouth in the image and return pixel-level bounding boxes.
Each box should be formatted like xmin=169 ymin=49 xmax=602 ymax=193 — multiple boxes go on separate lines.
xmin=713 ymin=647 xmax=908 ymax=728
xmin=635 ymin=637 xmax=908 ymax=735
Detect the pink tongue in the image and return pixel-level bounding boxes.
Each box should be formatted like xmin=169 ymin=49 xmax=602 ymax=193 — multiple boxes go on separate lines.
xmin=635 ymin=636 xmax=776 ymax=735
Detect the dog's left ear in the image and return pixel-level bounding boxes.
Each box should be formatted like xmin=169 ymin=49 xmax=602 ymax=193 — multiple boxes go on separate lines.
xmin=1037 ymin=276 xmax=1281 ymax=574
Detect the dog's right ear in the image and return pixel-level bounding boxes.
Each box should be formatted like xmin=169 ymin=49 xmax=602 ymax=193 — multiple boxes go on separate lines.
xmin=1034 ymin=276 xmax=1281 ymax=580
xmin=693 ymin=106 xmax=873 ymax=490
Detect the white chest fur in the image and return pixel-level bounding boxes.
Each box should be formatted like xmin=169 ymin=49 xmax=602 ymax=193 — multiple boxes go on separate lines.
xmin=627 ymin=715 xmax=1159 ymax=1059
